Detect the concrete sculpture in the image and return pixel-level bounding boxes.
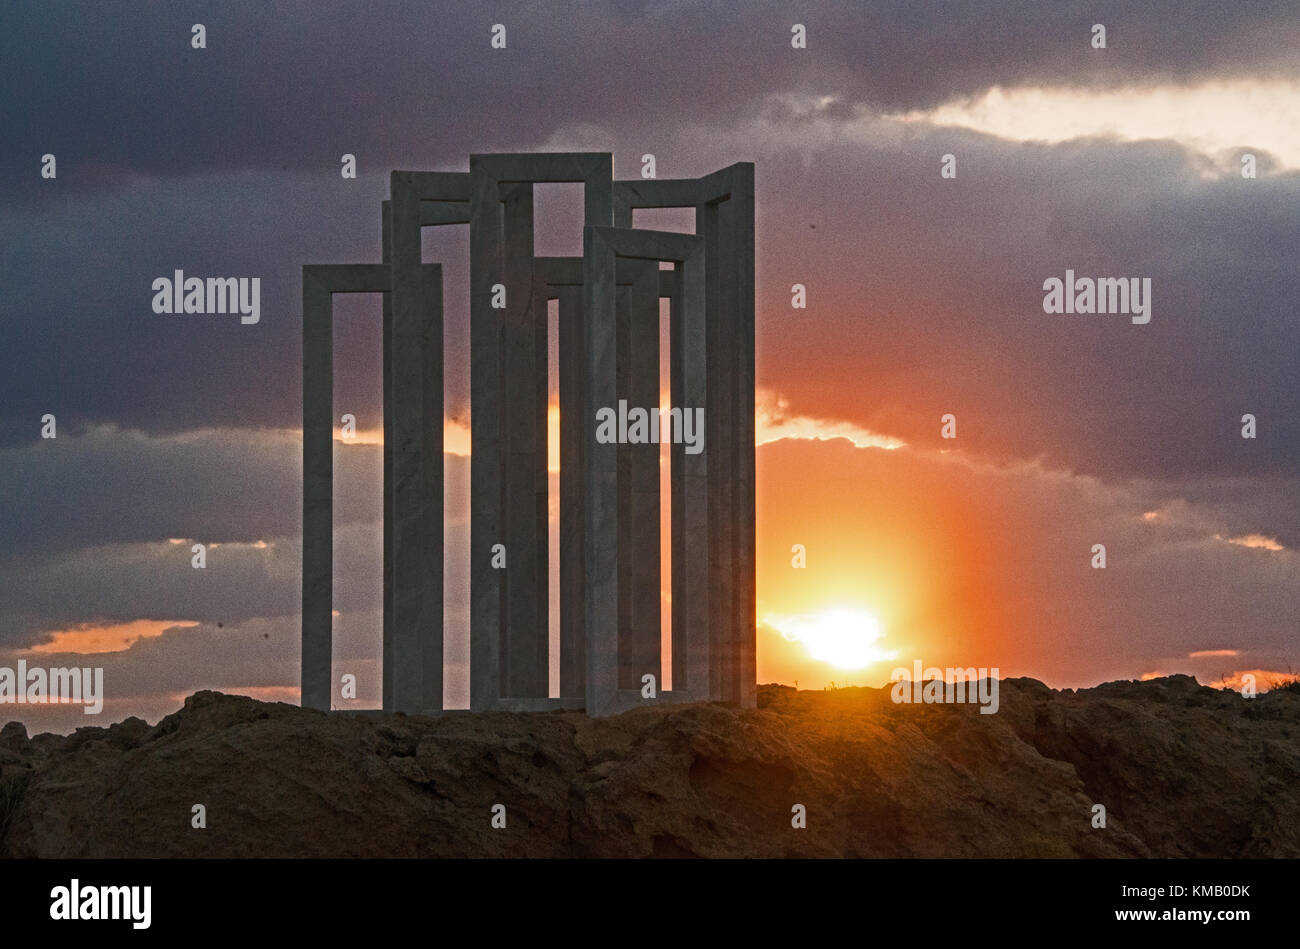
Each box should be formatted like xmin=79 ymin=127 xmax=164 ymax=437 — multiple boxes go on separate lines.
xmin=301 ymin=154 xmax=754 ymax=717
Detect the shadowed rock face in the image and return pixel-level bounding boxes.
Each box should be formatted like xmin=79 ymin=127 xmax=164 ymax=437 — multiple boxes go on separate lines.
xmin=1 ymin=676 xmax=1296 ymax=858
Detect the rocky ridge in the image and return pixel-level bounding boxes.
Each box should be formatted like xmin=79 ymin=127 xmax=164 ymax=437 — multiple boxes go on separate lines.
xmin=2 ymin=675 xmax=1296 ymax=858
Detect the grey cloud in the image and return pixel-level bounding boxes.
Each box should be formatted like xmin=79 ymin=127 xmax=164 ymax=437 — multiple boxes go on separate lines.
xmin=0 ymin=427 xmax=474 ymax=647
xmin=2 ymin=1 xmax=1296 ymax=196
xmin=0 ymin=425 xmax=374 ymax=557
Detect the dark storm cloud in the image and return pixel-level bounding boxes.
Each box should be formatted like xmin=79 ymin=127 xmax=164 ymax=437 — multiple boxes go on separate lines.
xmin=2 ymin=0 xmax=1296 ymax=481
xmin=0 ymin=172 xmax=436 ymax=447
xmin=1 ymin=0 xmax=1297 ymax=196
xmin=0 ymin=536 xmax=303 ymax=644
xmin=733 ymin=125 xmax=1300 ymax=486
xmin=3 ymin=116 xmax=1295 ymax=499
xmin=0 ymin=425 xmax=376 ymax=558
xmin=2 ymin=116 xmax=1295 ymax=486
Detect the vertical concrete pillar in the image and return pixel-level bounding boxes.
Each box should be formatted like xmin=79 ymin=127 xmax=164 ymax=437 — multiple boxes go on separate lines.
xmin=665 ymin=268 xmax=689 ymax=692
xmin=582 ymin=229 xmax=620 ymax=714
xmin=500 ymin=183 xmax=548 ymax=698
xmin=557 ymin=283 xmax=586 ymax=699
xmin=730 ymin=165 xmax=757 ymax=709
xmin=617 ymin=260 xmax=662 ymax=690
xmin=380 ymin=201 xmax=394 ymax=709
xmin=531 ymin=232 xmax=552 ymax=699
xmin=388 ymin=173 xmax=442 ymax=714
xmin=675 ymin=242 xmax=711 ymax=700
xmin=469 ymin=160 xmax=504 ymax=711
xmin=699 ymin=199 xmax=733 ymax=701
xmin=419 ymin=263 xmax=444 ymax=710
xmin=301 ymin=272 xmax=334 ymax=712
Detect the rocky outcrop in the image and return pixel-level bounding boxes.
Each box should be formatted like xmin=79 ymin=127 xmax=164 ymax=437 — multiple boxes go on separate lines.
xmin=1 ymin=676 xmax=1296 ymax=857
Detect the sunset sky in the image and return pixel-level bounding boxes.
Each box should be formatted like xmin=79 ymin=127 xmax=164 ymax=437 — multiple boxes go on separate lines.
xmin=2 ymin=1 xmax=1297 ymax=731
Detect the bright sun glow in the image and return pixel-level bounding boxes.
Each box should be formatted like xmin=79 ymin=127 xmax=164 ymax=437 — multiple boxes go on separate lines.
xmin=765 ymin=608 xmax=898 ymax=669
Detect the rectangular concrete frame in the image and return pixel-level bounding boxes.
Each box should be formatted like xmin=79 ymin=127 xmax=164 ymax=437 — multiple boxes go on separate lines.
xmin=302 ymin=262 xmax=442 ymax=712
xmin=615 ymin=259 xmax=663 ymax=693
xmin=583 ymin=226 xmax=708 ymax=717
xmin=383 ymin=172 xmax=468 ymax=713
xmin=469 ymin=154 xmax=613 ymax=712
xmin=531 ymin=261 xmax=586 ymax=701
xmin=531 ymin=257 xmax=677 ymax=701
xmin=612 ymin=165 xmax=756 ymax=708
xmin=383 ymin=166 xmax=608 ymax=716
xmin=379 ymin=180 xmax=599 ymax=717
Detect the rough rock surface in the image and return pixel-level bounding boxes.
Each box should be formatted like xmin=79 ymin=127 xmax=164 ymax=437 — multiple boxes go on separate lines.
xmin=1 ymin=675 xmax=1296 ymax=858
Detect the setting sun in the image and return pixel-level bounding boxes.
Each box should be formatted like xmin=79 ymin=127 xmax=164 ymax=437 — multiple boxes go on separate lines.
xmin=764 ymin=608 xmax=898 ymax=669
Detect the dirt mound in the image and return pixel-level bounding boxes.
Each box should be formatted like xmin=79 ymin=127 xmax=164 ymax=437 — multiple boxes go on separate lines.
xmin=2 ymin=677 xmax=1296 ymax=857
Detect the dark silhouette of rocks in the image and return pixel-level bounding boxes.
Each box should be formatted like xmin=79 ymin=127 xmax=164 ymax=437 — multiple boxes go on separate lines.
xmin=1 ymin=675 xmax=1296 ymax=858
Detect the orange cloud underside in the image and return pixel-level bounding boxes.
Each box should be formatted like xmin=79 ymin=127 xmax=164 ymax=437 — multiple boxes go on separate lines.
xmin=31 ymin=619 xmax=198 ymax=655
xmin=1211 ymin=669 xmax=1299 ymax=692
